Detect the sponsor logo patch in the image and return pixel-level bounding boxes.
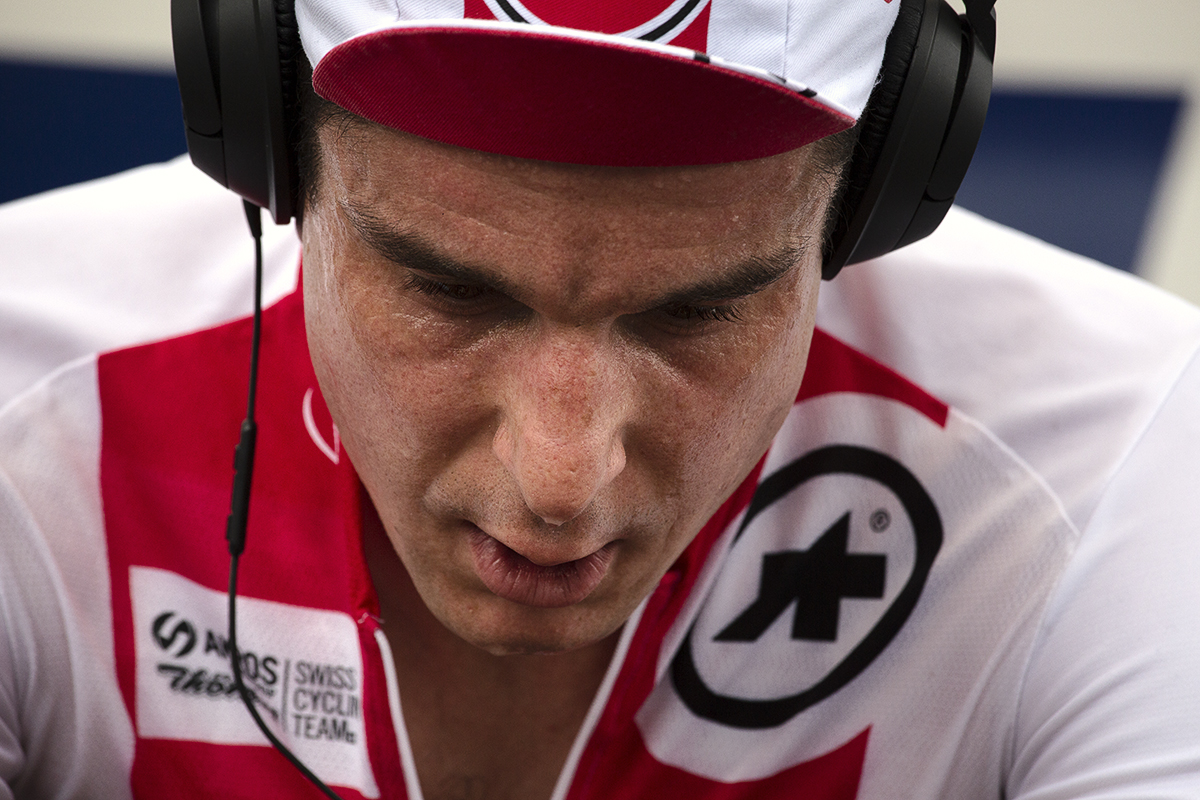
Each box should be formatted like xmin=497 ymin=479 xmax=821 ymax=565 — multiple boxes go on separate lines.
xmin=131 ymin=567 xmax=379 ymax=797
xmin=670 ymin=445 xmax=942 ymax=729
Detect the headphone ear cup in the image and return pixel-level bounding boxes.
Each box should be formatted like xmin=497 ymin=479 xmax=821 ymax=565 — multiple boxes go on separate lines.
xmin=173 ymin=0 xmax=227 ymax=185
xmin=173 ymin=0 xmax=299 ymax=224
xmin=824 ymin=0 xmax=993 ymax=279
xmin=824 ymin=0 xmax=924 ymax=270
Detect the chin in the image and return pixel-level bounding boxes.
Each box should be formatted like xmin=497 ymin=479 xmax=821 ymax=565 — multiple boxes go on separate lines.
xmin=447 ymin=598 xmax=625 ymax=657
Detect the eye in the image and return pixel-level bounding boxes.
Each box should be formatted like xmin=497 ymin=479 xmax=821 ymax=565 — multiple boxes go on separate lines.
xmin=662 ymin=303 xmax=744 ymax=324
xmin=403 ymin=273 xmax=494 ymax=303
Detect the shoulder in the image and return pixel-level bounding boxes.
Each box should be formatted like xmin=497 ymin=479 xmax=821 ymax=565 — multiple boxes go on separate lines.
xmin=816 ymin=206 xmax=1200 ymax=530
xmin=0 ymin=356 xmax=136 ymax=798
xmin=814 ymin=209 xmax=1200 ymax=796
xmin=0 ymin=157 xmax=301 ymax=408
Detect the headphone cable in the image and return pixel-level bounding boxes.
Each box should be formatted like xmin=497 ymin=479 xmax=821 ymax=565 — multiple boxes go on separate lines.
xmin=225 ymin=200 xmax=349 ymax=800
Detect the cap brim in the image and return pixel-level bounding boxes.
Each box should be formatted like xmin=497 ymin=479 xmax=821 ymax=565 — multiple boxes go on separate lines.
xmin=312 ymin=23 xmax=855 ymax=167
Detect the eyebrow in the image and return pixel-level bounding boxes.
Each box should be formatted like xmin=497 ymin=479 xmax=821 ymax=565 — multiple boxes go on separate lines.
xmin=343 ymin=200 xmax=806 ymax=309
xmin=344 ymin=203 xmax=524 ymax=297
xmin=653 ymin=244 xmax=805 ymax=308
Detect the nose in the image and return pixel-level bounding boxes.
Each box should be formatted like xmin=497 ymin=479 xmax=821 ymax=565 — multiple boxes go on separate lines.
xmin=493 ymin=327 xmax=629 ymax=526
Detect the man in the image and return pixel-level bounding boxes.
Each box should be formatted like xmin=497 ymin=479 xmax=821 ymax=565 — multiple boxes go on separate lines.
xmin=2 ymin=1 xmax=1199 ymax=799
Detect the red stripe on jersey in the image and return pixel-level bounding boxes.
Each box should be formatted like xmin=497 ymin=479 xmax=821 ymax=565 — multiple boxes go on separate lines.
xmin=569 ymin=726 xmax=869 ymax=800
xmin=799 ymin=329 xmax=950 ymax=427
xmin=98 ymin=287 xmax=404 ymax=796
xmin=357 ymin=613 xmax=409 ymax=797
xmin=131 ymin=740 xmax=375 ymax=799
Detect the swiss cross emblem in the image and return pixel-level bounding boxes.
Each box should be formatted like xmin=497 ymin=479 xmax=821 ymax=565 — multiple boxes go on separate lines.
xmin=472 ymin=0 xmax=710 ymax=41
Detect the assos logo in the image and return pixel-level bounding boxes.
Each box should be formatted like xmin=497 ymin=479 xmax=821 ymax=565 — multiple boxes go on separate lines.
xmin=148 ymin=611 xmax=281 ymax=705
xmin=152 ymin=611 xmax=197 ymax=658
xmin=481 ymin=0 xmax=708 ymax=41
xmin=671 ymin=445 xmax=942 ymax=729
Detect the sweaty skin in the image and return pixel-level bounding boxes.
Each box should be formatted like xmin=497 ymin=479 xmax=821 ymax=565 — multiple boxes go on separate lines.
xmin=301 ymin=121 xmax=837 ymax=799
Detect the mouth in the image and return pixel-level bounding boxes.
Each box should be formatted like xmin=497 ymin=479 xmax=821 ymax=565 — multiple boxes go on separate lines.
xmin=467 ymin=528 xmax=616 ymax=608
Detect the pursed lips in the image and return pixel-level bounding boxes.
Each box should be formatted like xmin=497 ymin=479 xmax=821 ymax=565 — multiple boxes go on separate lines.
xmin=466 ymin=524 xmax=619 ymax=608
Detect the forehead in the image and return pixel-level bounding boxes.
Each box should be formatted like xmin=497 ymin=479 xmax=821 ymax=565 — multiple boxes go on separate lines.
xmin=311 ymin=120 xmax=834 ymax=305
xmin=319 ymin=119 xmax=829 ymax=220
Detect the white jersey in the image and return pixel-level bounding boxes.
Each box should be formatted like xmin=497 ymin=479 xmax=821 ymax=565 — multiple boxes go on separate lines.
xmin=2 ymin=159 xmax=1199 ymax=799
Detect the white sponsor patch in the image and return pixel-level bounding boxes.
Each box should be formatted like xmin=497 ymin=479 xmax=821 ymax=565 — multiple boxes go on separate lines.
xmin=131 ymin=566 xmax=380 ymax=798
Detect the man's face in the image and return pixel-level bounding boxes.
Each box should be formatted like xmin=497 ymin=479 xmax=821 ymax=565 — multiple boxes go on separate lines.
xmin=302 ymin=121 xmax=836 ymax=656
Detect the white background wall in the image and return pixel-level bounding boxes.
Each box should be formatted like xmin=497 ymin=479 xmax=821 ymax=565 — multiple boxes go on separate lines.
xmin=2 ymin=1 xmax=1198 ymax=302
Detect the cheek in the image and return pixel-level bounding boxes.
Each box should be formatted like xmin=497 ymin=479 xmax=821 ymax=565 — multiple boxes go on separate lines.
xmin=642 ymin=272 xmax=820 ymax=519
xmin=303 ymin=259 xmax=504 ymax=534
xmin=303 ymin=230 xmax=425 ymax=479
xmin=303 ymin=226 xmax=380 ymax=433
xmin=716 ymin=270 xmax=818 ymax=420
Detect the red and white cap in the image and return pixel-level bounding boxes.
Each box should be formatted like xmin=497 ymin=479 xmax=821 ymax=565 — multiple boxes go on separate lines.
xmin=297 ymin=0 xmax=900 ymax=166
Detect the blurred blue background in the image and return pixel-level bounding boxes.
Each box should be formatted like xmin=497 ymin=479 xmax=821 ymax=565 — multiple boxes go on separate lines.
xmin=0 ymin=60 xmax=186 ymax=204
xmin=955 ymin=91 xmax=1182 ymax=273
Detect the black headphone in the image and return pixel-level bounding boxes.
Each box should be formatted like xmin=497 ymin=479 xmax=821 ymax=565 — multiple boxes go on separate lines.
xmin=172 ymin=0 xmax=995 ymax=280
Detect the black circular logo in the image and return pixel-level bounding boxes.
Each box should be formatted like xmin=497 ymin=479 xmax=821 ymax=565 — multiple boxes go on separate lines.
xmin=152 ymin=611 xmax=197 ymax=658
xmin=670 ymin=445 xmax=942 ymax=729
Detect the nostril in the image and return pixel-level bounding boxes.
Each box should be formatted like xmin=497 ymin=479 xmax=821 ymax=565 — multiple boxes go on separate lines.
xmin=537 ymin=512 xmax=571 ymax=528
